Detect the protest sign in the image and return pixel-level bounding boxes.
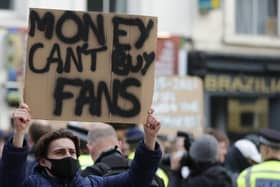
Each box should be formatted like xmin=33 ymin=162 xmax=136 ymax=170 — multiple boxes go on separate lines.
xmin=24 ymin=8 xmax=157 ymax=123
xmin=153 ymin=76 xmax=204 ymax=136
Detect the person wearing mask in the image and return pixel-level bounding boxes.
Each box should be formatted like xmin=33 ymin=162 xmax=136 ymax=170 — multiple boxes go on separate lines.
xmin=181 ymin=134 xmax=233 ymax=187
xmin=1 ymin=104 xmax=162 ymax=187
xmin=237 ymin=128 xmax=280 ymax=187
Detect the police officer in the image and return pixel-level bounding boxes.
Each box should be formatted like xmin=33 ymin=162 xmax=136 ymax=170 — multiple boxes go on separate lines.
xmin=237 ymin=128 xmax=280 ymax=187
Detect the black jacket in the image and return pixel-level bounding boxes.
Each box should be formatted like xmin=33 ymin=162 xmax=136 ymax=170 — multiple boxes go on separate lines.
xmin=82 ymin=148 xmax=164 ymax=187
xmin=224 ymin=145 xmax=251 ymax=187
xmin=82 ymin=148 xmax=130 ymax=177
xmin=181 ymin=163 xmax=233 ymax=187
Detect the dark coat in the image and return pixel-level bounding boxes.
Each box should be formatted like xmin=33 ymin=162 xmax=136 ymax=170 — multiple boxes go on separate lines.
xmin=181 ymin=163 xmax=233 ymax=187
xmin=224 ymin=145 xmax=252 ymax=187
xmin=82 ymin=148 xmax=164 ymax=187
xmin=1 ymin=138 xmax=161 ymax=187
xmin=81 ymin=148 xmax=130 ymax=177
xmin=1 ymin=138 xmax=29 ymax=187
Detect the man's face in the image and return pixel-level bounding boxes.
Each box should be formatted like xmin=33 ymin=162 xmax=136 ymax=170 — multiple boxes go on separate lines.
xmin=47 ymin=138 xmax=77 ymax=159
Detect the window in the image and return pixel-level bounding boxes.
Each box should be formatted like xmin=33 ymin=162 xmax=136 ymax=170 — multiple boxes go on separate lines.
xmin=88 ymin=0 xmax=127 ymax=13
xmin=0 ymin=0 xmax=13 ymax=10
xmin=224 ymin=0 xmax=280 ymax=47
xmin=235 ymin=0 xmax=278 ymax=36
xmin=240 ymin=112 xmax=255 ymax=128
xmin=228 ymin=98 xmax=268 ymax=133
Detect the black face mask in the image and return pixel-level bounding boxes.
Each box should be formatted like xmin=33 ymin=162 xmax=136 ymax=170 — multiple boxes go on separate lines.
xmin=46 ymin=157 xmax=80 ymax=181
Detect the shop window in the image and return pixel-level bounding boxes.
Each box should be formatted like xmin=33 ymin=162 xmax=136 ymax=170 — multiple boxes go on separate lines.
xmin=228 ymin=98 xmax=268 ymax=133
xmin=235 ymin=0 xmax=279 ymax=37
xmin=240 ymin=112 xmax=255 ymax=128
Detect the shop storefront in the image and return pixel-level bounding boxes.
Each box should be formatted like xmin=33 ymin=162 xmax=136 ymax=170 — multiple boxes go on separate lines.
xmin=188 ymin=50 xmax=280 ymax=140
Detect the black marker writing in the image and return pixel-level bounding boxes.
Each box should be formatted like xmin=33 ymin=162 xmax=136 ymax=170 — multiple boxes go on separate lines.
xmin=112 ymin=17 xmax=154 ymax=49
xmin=29 ymin=10 xmax=105 ymax=45
xmin=29 ymin=42 xmax=107 ymax=73
xmin=53 ymin=77 xmax=141 ymax=117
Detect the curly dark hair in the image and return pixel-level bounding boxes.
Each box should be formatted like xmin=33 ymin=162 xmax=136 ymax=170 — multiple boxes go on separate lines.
xmin=34 ymin=128 xmax=80 ymax=160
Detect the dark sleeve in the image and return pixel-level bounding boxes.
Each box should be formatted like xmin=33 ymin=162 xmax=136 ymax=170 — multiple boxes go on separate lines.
xmin=1 ymin=137 xmax=29 ymax=187
xmin=82 ymin=165 xmax=104 ymax=177
xmin=126 ymin=141 xmax=162 ymax=186
xmin=0 ymin=160 xmax=2 ymax=186
xmin=182 ymin=176 xmax=207 ymax=187
xmin=88 ymin=141 xmax=162 ymax=187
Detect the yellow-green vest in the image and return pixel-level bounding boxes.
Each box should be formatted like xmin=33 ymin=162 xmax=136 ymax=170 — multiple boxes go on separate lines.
xmin=78 ymin=154 xmax=94 ymax=170
xmin=156 ymin=168 xmax=169 ymax=187
xmin=237 ymin=160 xmax=280 ymax=187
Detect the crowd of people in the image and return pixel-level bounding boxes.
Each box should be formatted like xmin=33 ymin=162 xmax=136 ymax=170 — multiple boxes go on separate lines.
xmin=0 ymin=103 xmax=280 ymax=187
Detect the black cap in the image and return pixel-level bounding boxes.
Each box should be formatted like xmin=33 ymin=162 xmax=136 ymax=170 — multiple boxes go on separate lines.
xmin=259 ymin=128 xmax=280 ymax=148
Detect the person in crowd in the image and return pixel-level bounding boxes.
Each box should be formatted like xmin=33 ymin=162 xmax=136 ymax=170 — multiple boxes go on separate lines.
xmin=1 ymin=103 xmax=162 ymax=187
xmin=181 ymin=134 xmax=233 ymax=187
xmin=244 ymin=134 xmax=260 ymax=150
xmin=225 ymin=139 xmax=261 ymax=187
xmin=81 ymin=122 xmax=164 ymax=187
xmin=26 ymin=120 xmax=52 ymax=176
xmin=237 ymin=128 xmax=280 ymax=187
xmin=206 ymin=128 xmax=230 ymax=164
xmin=81 ymin=122 xmax=126 ymax=176
xmin=125 ymin=126 xmax=144 ymax=160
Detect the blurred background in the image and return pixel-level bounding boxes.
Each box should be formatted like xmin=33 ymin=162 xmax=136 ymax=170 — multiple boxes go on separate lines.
xmin=0 ymin=0 xmax=280 ymax=142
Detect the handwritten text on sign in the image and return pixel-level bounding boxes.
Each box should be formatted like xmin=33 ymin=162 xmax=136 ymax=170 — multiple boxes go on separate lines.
xmin=153 ymin=76 xmax=204 ymax=135
xmin=24 ymin=9 xmax=157 ymax=123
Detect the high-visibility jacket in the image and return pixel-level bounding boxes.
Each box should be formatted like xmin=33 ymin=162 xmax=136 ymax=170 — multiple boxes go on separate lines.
xmin=156 ymin=168 xmax=169 ymax=187
xmin=78 ymin=154 xmax=94 ymax=170
xmin=237 ymin=160 xmax=280 ymax=187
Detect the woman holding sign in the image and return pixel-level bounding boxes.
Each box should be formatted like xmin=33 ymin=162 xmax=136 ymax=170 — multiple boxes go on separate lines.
xmin=1 ymin=103 xmax=161 ymax=187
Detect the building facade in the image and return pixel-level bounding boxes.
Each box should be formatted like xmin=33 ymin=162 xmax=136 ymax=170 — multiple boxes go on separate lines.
xmin=188 ymin=0 xmax=280 ymax=140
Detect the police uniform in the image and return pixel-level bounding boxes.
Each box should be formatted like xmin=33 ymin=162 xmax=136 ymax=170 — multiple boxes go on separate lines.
xmin=237 ymin=128 xmax=280 ymax=187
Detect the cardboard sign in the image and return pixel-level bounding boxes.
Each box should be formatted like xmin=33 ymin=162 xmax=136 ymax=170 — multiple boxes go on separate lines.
xmin=24 ymin=8 xmax=157 ymax=123
xmin=153 ymin=76 xmax=204 ymax=136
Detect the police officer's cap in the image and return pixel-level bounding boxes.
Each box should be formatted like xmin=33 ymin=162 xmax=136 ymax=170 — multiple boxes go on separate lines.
xmin=259 ymin=128 xmax=280 ymax=148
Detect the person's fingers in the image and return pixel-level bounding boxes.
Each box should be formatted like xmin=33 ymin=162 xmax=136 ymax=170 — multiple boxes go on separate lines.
xmin=13 ymin=109 xmax=30 ymax=123
xmin=155 ymin=120 xmax=160 ymax=131
xmin=13 ymin=110 xmax=28 ymax=117
xmin=147 ymin=108 xmax=154 ymax=115
xmin=145 ymin=119 xmax=160 ymax=130
xmin=19 ymin=103 xmax=30 ymax=112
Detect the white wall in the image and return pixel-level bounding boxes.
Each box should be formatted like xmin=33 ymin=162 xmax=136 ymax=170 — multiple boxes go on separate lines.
xmin=0 ymin=0 xmax=86 ymax=28
xmin=127 ymin=0 xmax=195 ymax=37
